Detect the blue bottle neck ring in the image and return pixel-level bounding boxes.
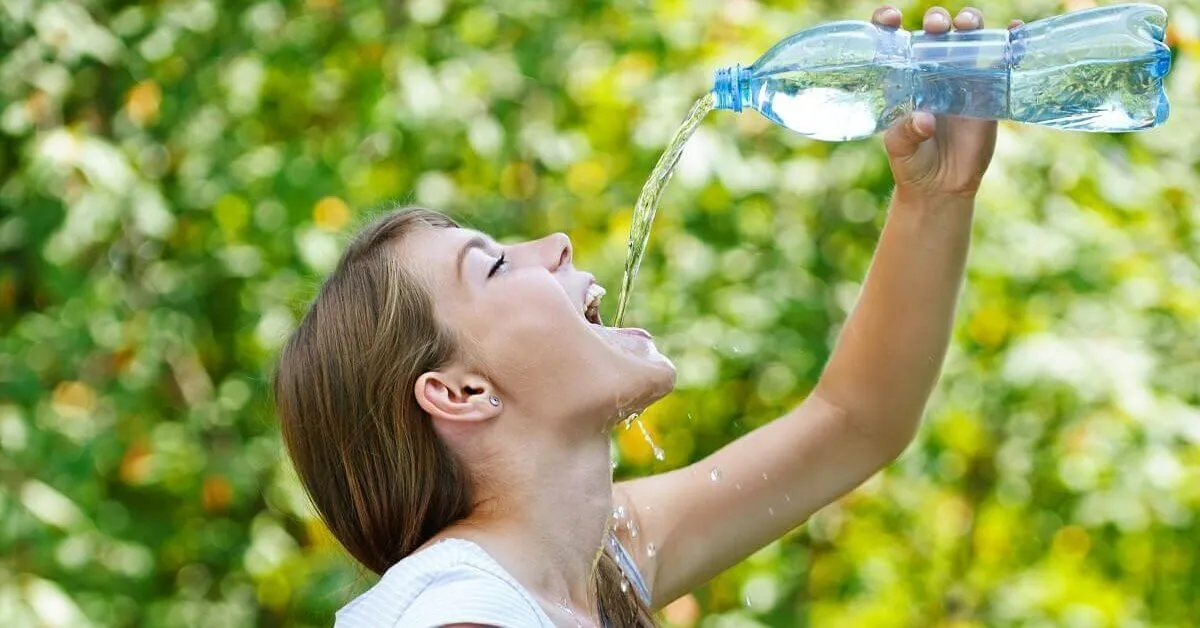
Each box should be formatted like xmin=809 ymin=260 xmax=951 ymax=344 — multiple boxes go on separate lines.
xmin=713 ymin=65 xmax=753 ymax=113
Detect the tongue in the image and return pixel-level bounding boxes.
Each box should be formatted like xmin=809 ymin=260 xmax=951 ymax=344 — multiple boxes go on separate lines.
xmin=600 ymin=325 xmax=653 ymax=356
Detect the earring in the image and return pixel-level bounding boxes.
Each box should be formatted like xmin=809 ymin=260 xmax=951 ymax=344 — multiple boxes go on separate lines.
xmin=488 ymin=395 xmax=501 ymax=407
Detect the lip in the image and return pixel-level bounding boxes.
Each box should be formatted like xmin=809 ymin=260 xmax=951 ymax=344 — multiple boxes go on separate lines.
xmin=612 ymin=327 xmax=652 ymax=340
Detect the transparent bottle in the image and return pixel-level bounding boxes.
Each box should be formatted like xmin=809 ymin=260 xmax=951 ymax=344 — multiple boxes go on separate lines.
xmin=712 ymin=3 xmax=1172 ymax=141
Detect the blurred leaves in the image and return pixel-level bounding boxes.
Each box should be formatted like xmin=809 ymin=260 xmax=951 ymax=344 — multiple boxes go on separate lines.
xmin=1 ymin=0 xmax=1199 ymax=626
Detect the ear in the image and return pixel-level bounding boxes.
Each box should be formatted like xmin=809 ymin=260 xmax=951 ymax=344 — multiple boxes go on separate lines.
xmin=414 ymin=370 xmax=502 ymax=425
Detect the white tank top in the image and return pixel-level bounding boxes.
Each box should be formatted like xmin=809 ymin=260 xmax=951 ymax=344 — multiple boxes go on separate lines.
xmin=333 ymin=536 xmax=650 ymax=627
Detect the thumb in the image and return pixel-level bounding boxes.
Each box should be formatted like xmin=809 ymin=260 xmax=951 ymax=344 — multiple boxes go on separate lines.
xmin=884 ymin=112 xmax=936 ymax=159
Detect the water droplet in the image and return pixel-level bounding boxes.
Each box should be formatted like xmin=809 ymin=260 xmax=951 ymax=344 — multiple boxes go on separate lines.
xmin=768 ymin=507 xmax=775 ymax=516
xmin=687 ymin=413 xmax=694 ymax=423
xmin=736 ymin=482 xmax=743 ymax=490
xmin=733 ymin=346 xmax=741 ymax=353
xmin=611 ymin=458 xmax=618 ymax=470
xmin=623 ymin=413 xmax=637 ymax=430
xmin=633 ymin=415 xmax=665 ymax=462
xmin=646 ymin=543 xmax=657 ymax=558
xmin=620 ymin=578 xmax=629 ymax=593
xmin=709 ymin=467 xmax=722 ymax=482
xmin=744 ymin=594 xmax=753 ymax=607
xmin=785 ymin=493 xmax=792 ymax=502
xmin=761 ymin=472 xmax=769 ymax=480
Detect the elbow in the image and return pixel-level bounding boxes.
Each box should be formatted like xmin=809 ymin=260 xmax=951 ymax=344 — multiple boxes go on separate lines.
xmin=879 ymin=416 xmax=921 ymax=461
xmin=816 ymin=390 xmax=922 ymax=463
xmin=808 ymin=386 xmax=923 ymax=464
xmin=848 ymin=407 xmax=922 ymax=463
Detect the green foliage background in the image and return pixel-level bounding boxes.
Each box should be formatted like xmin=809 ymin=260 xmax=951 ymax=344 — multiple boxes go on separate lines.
xmin=2 ymin=0 xmax=1199 ymax=625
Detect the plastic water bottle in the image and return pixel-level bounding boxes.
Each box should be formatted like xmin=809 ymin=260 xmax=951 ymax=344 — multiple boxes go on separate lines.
xmin=712 ymin=3 xmax=1172 ymax=141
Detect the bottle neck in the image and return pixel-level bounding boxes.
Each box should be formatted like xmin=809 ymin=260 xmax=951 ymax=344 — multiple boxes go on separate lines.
xmin=712 ymin=65 xmax=752 ymax=112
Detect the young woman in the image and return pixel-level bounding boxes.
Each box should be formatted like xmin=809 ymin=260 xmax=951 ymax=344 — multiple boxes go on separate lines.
xmin=275 ymin=6 xmax=1022 ymax=626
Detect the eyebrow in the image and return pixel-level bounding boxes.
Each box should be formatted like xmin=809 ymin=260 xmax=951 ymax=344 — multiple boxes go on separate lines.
xmin=456 ymin=236 xmax=488 ymax=282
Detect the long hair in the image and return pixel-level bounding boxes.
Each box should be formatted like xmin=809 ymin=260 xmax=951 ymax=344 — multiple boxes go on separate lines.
xmin=273 ymin=207 xmax=656 ymax=625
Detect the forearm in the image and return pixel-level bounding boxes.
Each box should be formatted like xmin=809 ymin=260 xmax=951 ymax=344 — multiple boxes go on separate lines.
xmin=814 ymin=189 xmax=974 ymax=448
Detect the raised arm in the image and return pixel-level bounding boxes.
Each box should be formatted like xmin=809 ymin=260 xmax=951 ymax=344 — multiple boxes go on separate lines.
xmin=613 ymin=4 xmax=1020 ymax=609
xmin=617 ymin=187 xmax=975 ymax=607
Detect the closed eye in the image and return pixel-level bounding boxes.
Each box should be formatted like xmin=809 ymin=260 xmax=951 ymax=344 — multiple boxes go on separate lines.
xmin=487 ymin=253 xmax=507 ymax=279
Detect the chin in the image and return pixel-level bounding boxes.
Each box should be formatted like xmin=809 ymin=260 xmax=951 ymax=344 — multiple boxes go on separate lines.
xmin=648 ymin=359 xmax=678 ymax=398
xmin=614 ymin=358 xmax=677 ymax=418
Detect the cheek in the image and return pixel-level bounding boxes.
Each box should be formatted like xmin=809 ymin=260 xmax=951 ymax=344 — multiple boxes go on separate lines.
xmin=477 ymin=278 xmax=591 ymax=363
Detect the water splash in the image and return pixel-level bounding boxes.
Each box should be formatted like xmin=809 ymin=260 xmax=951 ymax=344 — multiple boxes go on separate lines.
xmin=613 ymin=92 xmax=717 ymax=326
xmin=633 ymin=416 xmax=665 ymax=461
xmin=557 ymin=598 xmax=582 ymax=628
xmin=709 ymin=467 xmax=722 ymax=482
xmin=646 ymin=542 xmax=657 ymax=558
xmin=614 ymin=505 xmax=640 ymax=539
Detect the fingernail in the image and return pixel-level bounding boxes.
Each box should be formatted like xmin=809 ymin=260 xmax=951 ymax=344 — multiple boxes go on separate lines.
xmin=930 ymin=12 xmax=950 ymax=28
xmin=881 ymin=7 xmax=900 ymax=20
xmin=958 ymin=10 xmax=980 ymax=27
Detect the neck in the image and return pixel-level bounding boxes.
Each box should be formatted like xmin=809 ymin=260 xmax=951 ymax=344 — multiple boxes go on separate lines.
xmin=448 ymin=420 xmax=615 ymax=620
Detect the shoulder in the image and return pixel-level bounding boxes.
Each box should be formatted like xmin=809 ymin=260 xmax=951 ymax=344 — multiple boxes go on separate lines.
xmin=334 ymin=540 xmax=550 ymax=628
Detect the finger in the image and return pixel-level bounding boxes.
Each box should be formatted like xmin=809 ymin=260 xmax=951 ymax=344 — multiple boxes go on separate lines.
xmin=923 ymin=6 xmax=952 ymax=33
xmin=884 ymin=112 xmax=936 ymax=159
xmin=1008 ymin=19 xmax=1024 ymax=30
xmin=872 ymin=5 xmax=902 ymax=28
xmin=954 ymin=7 xmax=983 ymax=30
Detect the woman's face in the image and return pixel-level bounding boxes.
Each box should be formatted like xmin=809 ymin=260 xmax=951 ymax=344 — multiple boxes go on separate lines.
xmin=401 ymin=226 xmax=676 ymax=432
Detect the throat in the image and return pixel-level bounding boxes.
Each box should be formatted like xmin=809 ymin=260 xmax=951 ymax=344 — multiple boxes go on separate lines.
xmin=456 ymin=434 xmax=615 ymax=617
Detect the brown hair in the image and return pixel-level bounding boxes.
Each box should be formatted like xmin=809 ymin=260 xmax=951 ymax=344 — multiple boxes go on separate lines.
xmin=274 ymin=207 xmax=656 ymax=625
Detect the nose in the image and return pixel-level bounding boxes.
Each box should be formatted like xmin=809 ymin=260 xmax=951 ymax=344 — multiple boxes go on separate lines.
xmin=540 ymin=232 xmax=572 ymax=272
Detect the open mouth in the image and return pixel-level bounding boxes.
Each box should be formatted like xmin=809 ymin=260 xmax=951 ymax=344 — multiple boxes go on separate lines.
xmin=584 ymin=283 xmax=605 ymax=326
xmin=580 ymin=281 xmax=665 ymax=363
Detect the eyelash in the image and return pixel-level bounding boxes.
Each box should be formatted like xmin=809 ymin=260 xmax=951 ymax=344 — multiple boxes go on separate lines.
xmin=487 ymin=253 xmax=508 ymax=279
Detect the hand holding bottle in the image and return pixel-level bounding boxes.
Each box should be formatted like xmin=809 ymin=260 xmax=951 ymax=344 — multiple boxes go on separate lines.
xmin=876 ymin=6 xmax=1023 ymax=200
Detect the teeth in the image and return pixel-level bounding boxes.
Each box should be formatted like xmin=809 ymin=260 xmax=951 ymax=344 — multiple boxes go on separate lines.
xmin=586 ymin=283 xmax=606 ymax=310
xmin=584 ymin=283 xmax=605 ymax=324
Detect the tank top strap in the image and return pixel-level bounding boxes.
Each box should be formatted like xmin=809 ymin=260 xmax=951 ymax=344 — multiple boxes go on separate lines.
xmin=605 ymin=530 xmax=651 ymax=606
